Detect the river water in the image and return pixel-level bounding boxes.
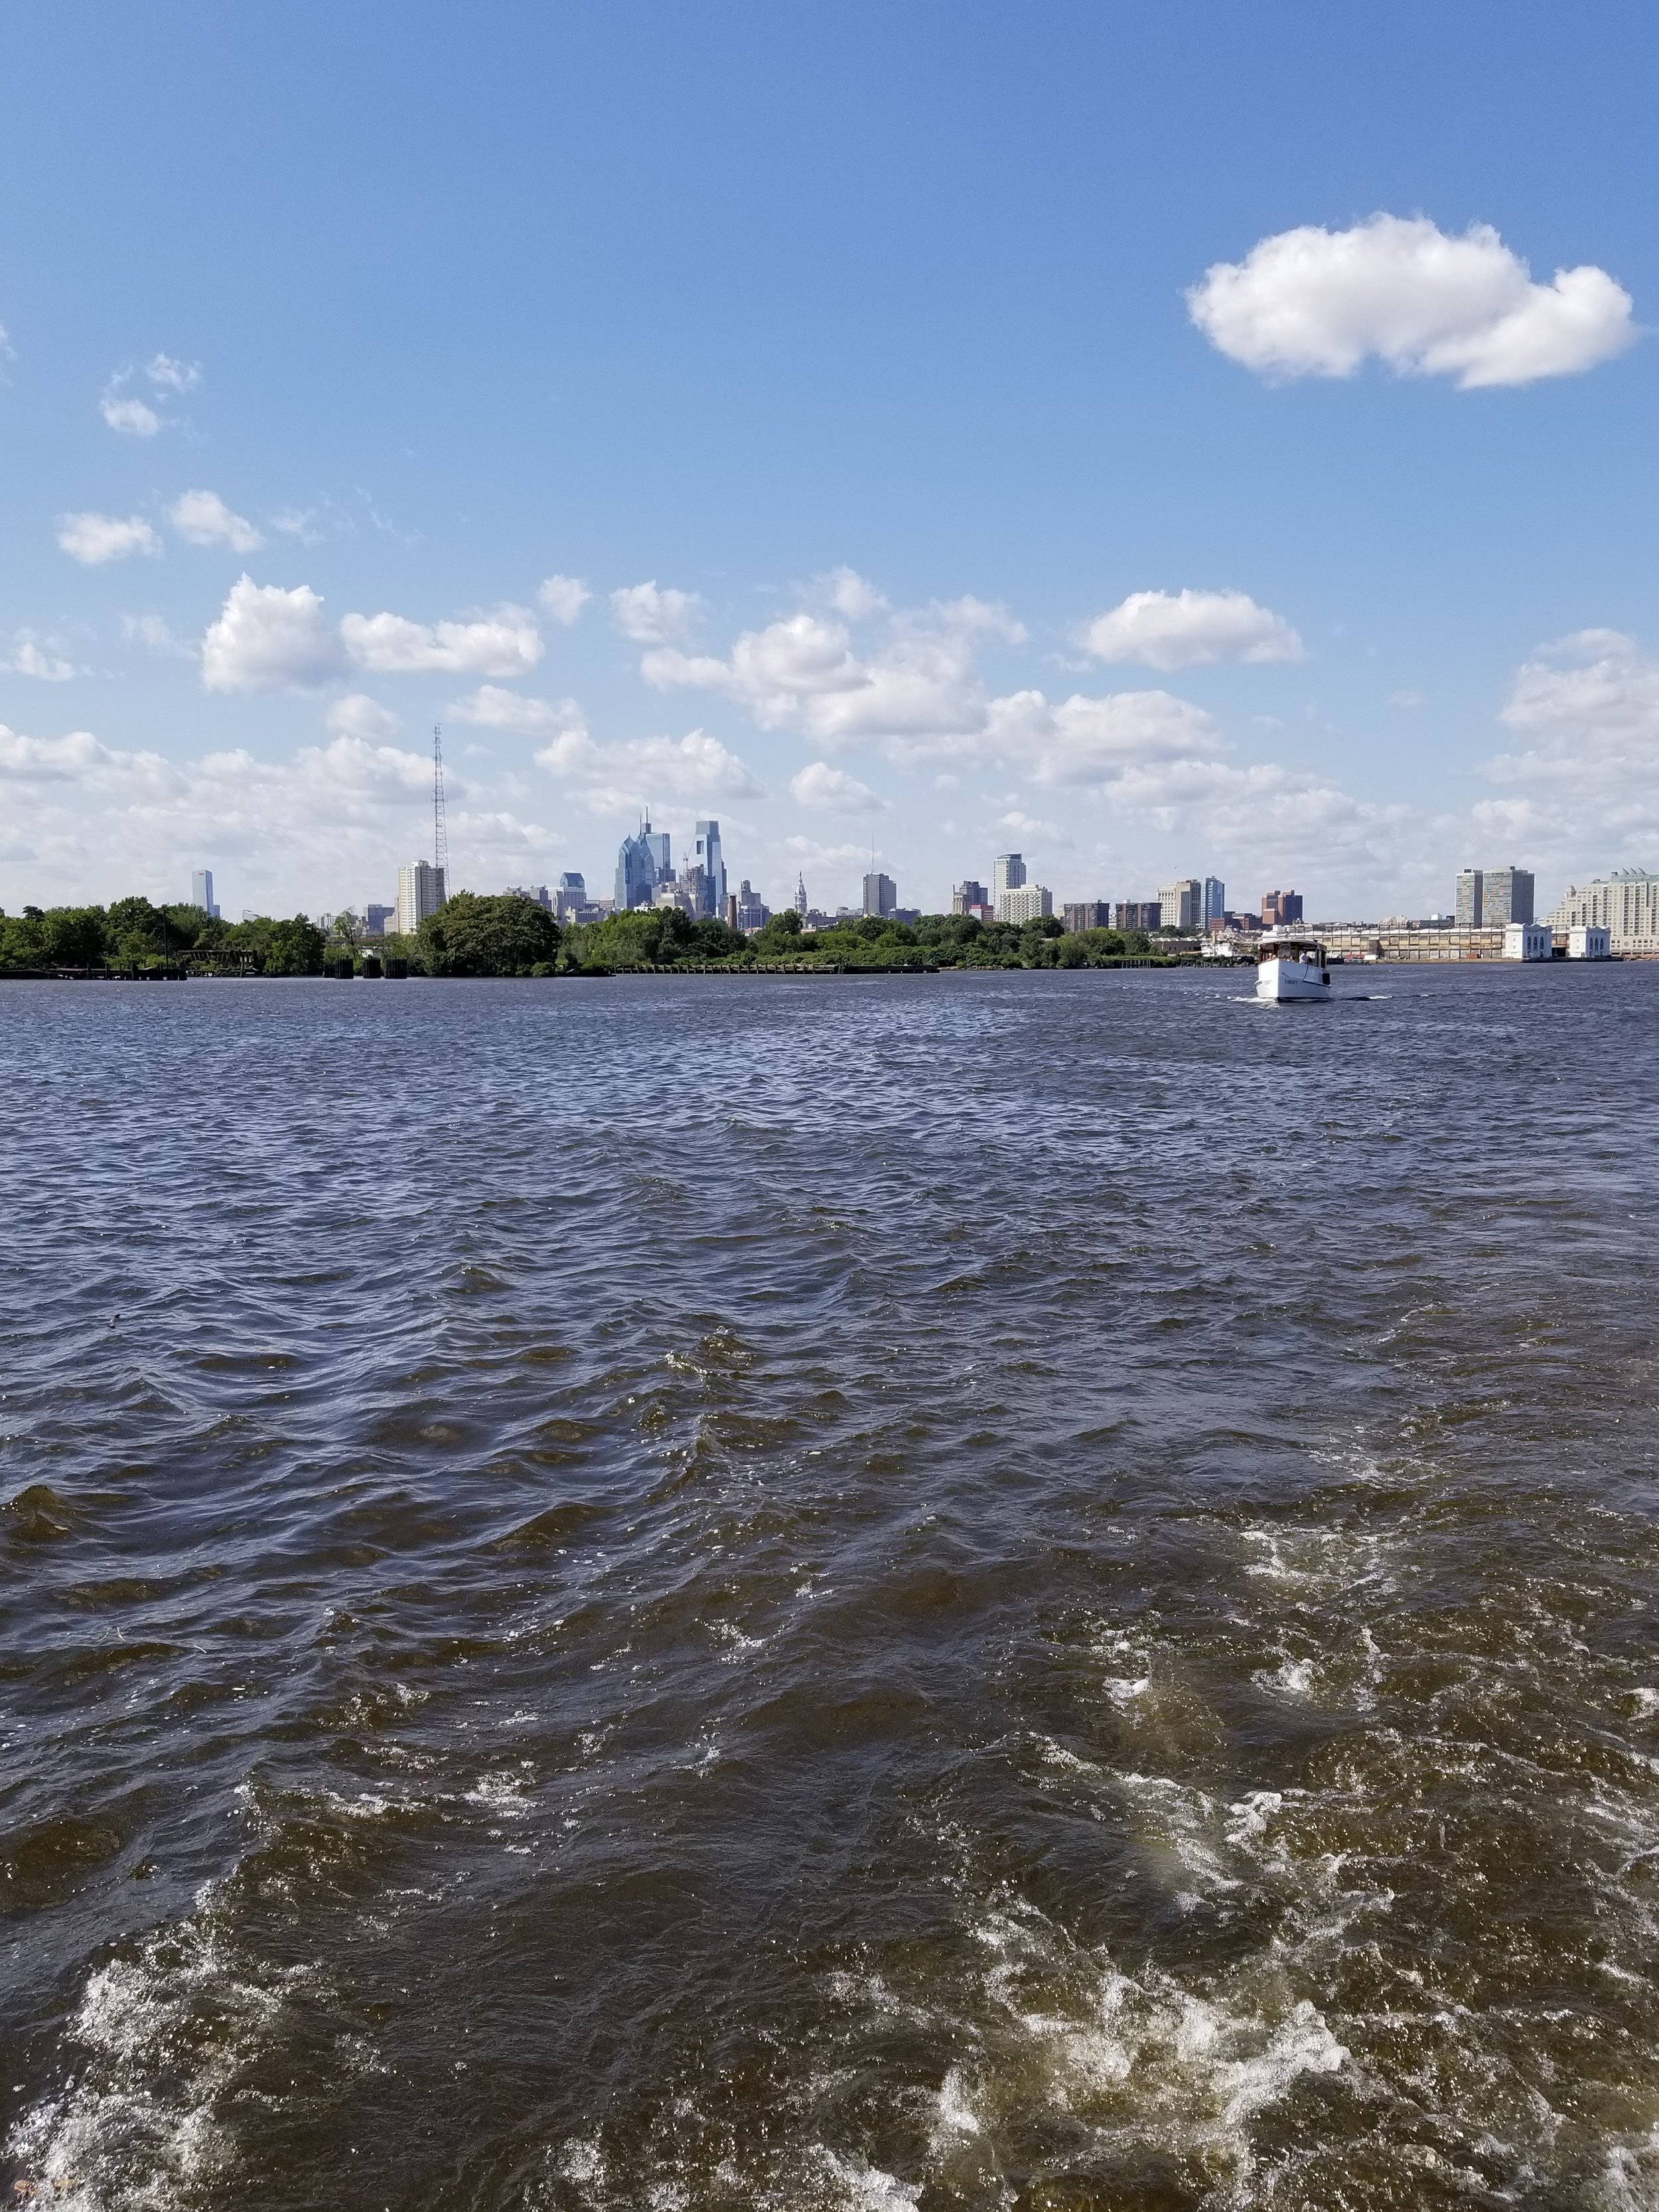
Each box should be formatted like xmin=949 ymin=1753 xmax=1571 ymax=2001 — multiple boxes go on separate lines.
xmin=3 ymin=964 xmax=1658 ymax=2211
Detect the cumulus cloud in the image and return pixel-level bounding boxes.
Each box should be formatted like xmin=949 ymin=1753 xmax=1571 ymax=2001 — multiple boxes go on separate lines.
xmin=326 ymin=693 xmax=401 ymax=742
xmin=1475 ymin=628 xmax=1659 ymax=865
xmin=535 ymin=722 xmax=762 ymax=813
xmin=1081 ymin=588 xmax=1305 ymax=670
xmin=121 ymin=613 xmax=190 ymax=658
xmin=100 ymin=395 xmax=161 ymax=436
xmin=338 ymin=605 xmax=542 ymax=676
xmin=610 ymin=581 xmax=703 ymax=644
xmin=823 ymin=566 xmax=889 ymax=620
xmin=169 ymin=489 xmax=263 ymax=553
xmin=201 ymin=577 xmax=344 ymax=692
xmin=538 ymin=574 xmax=590 ymax=625
xmin=3 ymin=634 xmax=76 ymax=681
xmin=1189 ymin=214 xmax=1637 ymax=388
xmin=448 ymin=684 xmax=584 ymax=736
xmin=790 ymin=761 xmax=884 ymax=813
xmin=145 ymin=354 xmax=200 ymax=394
xmin=57 ymin=512 xmax=162 ymax=565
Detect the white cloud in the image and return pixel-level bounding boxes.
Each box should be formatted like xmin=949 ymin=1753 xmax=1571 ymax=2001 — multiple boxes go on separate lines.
xmin=538 ymin=574 xmax=590 ymax=625
xmin=448 ymin=684 xmax=584 ymax=736
xmin=790 ymin=761 xmax=884 ymax=813
xmin=1011 ymin=690 xmax=1224 ymax=783
xmin=3 ymin=634 xmax=76 ymax=681
xmin=270 ymin=508 xmax=323 ymax=543
xmin=535 ymin=722 xmax=762 ymax=812
xmin=145 ymin=354 xmax=200 ymax=393
xmin=326 ymin=693 xmax=401 ymax=742
xmin=121 ymin=613 xmax=190 ymax=657
xmin=1189 ymin=214 xmax=1637 ymax=388
xmin=1475 ymin=629 xmax=1659 ymax=867
xmin=169 ymin=488 xmax=263 ymax=553
xmin=610 ymin=581 xmax=703 ymax=644
xmin=339 ymin=605 xmax=542 ymax=676
xmin=200 ymin=577 xmax=344 ymax=692
xmin=100 ymin=394 xmax=161 ymax=437
xmin=823 ymin=566 xmax=889 ymax=620
xmin=57 ymin=512 xmax=162 ymax=565
xmin=1081 ymin=588 xmax=1305 ymax=670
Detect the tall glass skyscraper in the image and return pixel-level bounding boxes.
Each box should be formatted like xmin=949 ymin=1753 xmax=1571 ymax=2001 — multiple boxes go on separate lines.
xmin=1202 ymin=876 xmax=1226 ymax=926
xmin=693 ymin=821 xmax=725 ymax=918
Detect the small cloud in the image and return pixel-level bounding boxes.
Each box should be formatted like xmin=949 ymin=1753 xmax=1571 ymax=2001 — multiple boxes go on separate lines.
xmin=3 ymin=633 xmax=76 ymax=681
xmin=790 ymin=760 xmax=885 ymax=814
xmin=934 ymin=773 xmax=959 ymax=790
xmin=1081 ymin=589 xmax=1304 ymax=670
xmin=340 ymin=605 xmax=543 ymax=677
xmin=1388 ymin=689 xmax=1427 ymax=709
xmin=57 ymin=512 xmax=162 ymax=565
xmin=822 ymin=566 xmax=889 ymax=620
xmin=145 ymin=353 xmax=200 ymax=393
xmin=122 ymin=613 xmax=191 ymax=658
xmin=270 ymin=508 xmax=324 ymax=543
xmin=100 ymin=394 xmax=161 ymax=437
xmin=449 ymin=684 xmax=583 ymax=735
xmin=326 ymin=693 xmax=401 ymax=742
xmin=538 ymin=574 xmax=590 ymax=625
xmin=169 ymin=488 xmax=263 ymax=553
xmin=610 ymin=580 xmax=702 ymax=644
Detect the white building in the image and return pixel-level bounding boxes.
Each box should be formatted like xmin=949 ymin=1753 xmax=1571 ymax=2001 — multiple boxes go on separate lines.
xmin=1567 ymin=926 xmax=1611 ymax=959
xmin=993 ymin=853 xmax=1026 ymax=899
xmin=1549 ymin=870 xmax=1659 ymax=954
xmin=1503 ymin=921 xmax=1552 ymax=961
xmin=997 ymin=883 xmax=1054 ymax=925
xmin=190 ymin=869 xmax=220 ymax=919
xmin=1158 ymin=877 xmax=1202 ymax=930
xmin=396 ymin=860 xmax=446 ymax=935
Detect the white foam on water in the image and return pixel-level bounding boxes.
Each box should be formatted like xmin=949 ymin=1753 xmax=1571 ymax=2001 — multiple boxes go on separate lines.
xmin=464 ymin=1767 xmax=534 ymax=1817
xmin=810 ymin=2150 xmax=920 ymax=2209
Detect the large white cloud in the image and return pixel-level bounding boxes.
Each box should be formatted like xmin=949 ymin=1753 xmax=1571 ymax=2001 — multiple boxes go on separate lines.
xmin=534 ymin=722 xmax=762 ymax=813
xmin=201 ymin=578 xmax=345 ymax=692
xmin=1189 ymin=215 xmax=1637 ymax=388
xmin=339 ymin=605 xmax=542 ymax=676
xmin=610 ymin=581 xmax=703 ymax=644
xmin=57 ymin=512 xmax=162 ymax=565
xmin=169 ymin=489 xmax=263 ymax=553
xmin=1475 ymin=629 xmax=1659 ymax=867
xmin=1081 ymin=588 xmax=1304 ymax=670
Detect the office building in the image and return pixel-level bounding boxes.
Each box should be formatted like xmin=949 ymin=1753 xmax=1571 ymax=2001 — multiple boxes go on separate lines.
xmin=1062 ymin=901 xmax=1111 ymax=932
xmin=615 ymin=818 xmax=662 ymax=911
xmin=553 ymin=872 xmax=587 ymax=922
xmin=1114 ymin=901 xmax=1161 ymax=930
xmin=863 ymin=871 xmax=899 ymax=919
xmin=396 ymin=859 xmax=446 ymax=935
xmin=363 ymin=903 xmax=395 ymax=938
xmin=654 ymin=881 xmax=697 ymax=917
xmin=735 ymin=879 xmax=770 ymax=930
xmin=645 ymin=826 xmax=672 ymax=885
xmin=1261 ymin=889 xmax=1303 ymax=926
xmin=506 ymin=883 xmax=552 ymax=912
xmin=693 ymin=821 xmax=726 ymax=918
xmin=1202 ymin=876 xmax=1226 ymax=928
xmin=1455 ymin=869 xmax=1482 ymax=928
xmin=998 ymin=883 xmax=1054 ymax=925
xmin=1159 ymin=878 xmax=1202 ymax=930
xmin=994 ymin=853 xmax=1026 ymax=899
xmin=1482 ymin=867 xmax=1534 ymax=926
xmin=1549 ymin=868 xmax=1659 ymax=952
xmin=190 ymin=869 xmax=220 ymax=918
xmin=953 ymin=879 xmax=989 ymax=915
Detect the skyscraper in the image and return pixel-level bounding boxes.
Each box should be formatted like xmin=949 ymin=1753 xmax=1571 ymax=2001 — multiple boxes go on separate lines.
xmin=614 ymin=818 xmax=660 ymax=910
xmin=693 ymin=821 xmax=726 ymax=918
xmin=1202 ymin=876 xmax=1226 ymax=927
xmin=1159 ymin=877 xmax=1202 ymax=930
xmin=1455 ymin=869 xmax=1482 ymax=928
xmin=190 ymin=869 xmax=219 ymax=918
xmin=396 ymin=859 xmax=446 ymax=934
xmin=794 ymin=873 xmax=808 ymax=916
xmin=1481 ymin=867 xmax=1534 ymax=926
xmin=863 ymin=871 xmax=898 ymax=918
xmin=1261 ymin=889 xmax=1303 ymax=926
xmin=994 ymin=853 xmax=1026 ymax=899
xmin=644 ymin=824 xmax=672 ymax=885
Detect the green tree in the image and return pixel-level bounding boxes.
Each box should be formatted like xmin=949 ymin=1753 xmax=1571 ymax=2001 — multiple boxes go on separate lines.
xmin=417 ymin=891 xmax=560 ymax=976
xmin=263 ymin=917 xmax=327 ymax=975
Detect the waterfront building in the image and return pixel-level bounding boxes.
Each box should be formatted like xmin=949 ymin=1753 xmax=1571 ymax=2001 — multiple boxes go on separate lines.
xmin=1549 ymin=869 xmax=1659 ymax=952
xmin=553 ymin=872 xmax=587 ymax=922
xmin=1062 ymin=901 xmax=1111 ymax=932
xmin=1568 ymin=926 xmax=1611 ymax=959
xmin=993 ymin=853 xmax=1026 ymax=899
xmin=1114 ymin=901 xmax=1161 ymax=930
xmin=615 ymin=819 xmax=661 ymax=910
xmin=735 ymin=879 xmax=770 ymax=930
xmin=1455 ymin=869 xmax=1482 ymax=927
xmin=1262 ymin=889 xmax=1303 ymax=926
xmin=1159 ymin=878 xmax=1202 ymax=930
xmin=863 ymin=871 xmax=899 ymax=919
xmin=693 ymin=821 xmax=726 ymax=917
xmin=190 ymin=868 xmax=220 ymax=918
xmin=1504 ymin=921 xmax=1552 ymax=961
xmin=953 ymin=879 xmax=989 ymax=915
xmin=1482 ymin=867 xmax=1535 ymax=926
xmin=1202 ymin=876 xmax=1226 ymax=928
xmin=396 ymin=859 xmax=446 ymax=934
xmin=998 ymin=883 xmax=1054 ymax=924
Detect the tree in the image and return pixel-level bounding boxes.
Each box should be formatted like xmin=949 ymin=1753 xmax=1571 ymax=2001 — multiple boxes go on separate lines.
xmin=417 ymin=891 xmax=561 ymax=976
xmin=263 ymin=917 xmax=327 ymax=975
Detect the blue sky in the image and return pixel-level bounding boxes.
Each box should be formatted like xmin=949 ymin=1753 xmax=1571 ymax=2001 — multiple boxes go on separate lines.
xmin=3 ymin=0 xmax=1657 ymax=921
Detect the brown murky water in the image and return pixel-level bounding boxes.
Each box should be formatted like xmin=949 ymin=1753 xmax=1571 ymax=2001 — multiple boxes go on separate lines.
xmin=4 ymin=964 xmax=1658 ymax=2209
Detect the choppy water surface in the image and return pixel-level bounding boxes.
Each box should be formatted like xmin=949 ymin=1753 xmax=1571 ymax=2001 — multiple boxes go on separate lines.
xmin=4 ymin=965 xmax=1659 ymax=2210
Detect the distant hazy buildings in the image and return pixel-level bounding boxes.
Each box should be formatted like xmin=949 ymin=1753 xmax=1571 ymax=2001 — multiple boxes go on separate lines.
xmin=1262 ymin=889 xmax=1303 ymax=926
xmin=615 ymin=816 xmax=668 ymax=911
xmin=998 ymin=883 xmax=1053 ymax=924
xmin=364 ymin=903 xmax=395 ymax=938
xmin=190 ymin=869 xmax=220 ymax=919
xmin=994 ymin=853 xmax=1025 ymax=900
xmin=397 ymin=860 xmax=446 ymax=934
xmin=863 ymin=871 xmax=898 ymax=919
xmin=506 ymin=883 xmax=553 ymax=912
xmin=1549 ymin=869 xmax=1659 ymax=952
xmin=554 ymin=872 xmax=587 ymax=922
xmin=1063 ymin=901 xmax=1111 ymax=932
xmin=1158 ymin=877 xmax=1202 ymax=930
xmin=735 ymin=880 xmax=770 ymax=929
xmin=693 ymin=822 xmax=726 ymax=919
xmin=952 ymin=879 xmax=988 ymax=915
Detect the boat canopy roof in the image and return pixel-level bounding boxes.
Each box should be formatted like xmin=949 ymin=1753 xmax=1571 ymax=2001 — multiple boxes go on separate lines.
xmin=1256 ymin=931 xmax=1325 ymax=958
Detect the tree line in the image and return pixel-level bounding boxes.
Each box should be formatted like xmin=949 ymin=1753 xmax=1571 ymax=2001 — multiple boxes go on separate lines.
xmin=0 ymin=892 xmax=1164 ymax=979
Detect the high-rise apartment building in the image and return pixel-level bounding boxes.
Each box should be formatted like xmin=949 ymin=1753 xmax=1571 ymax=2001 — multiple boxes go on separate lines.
xmin=1261 ymin=889 xmax=1303 ymax=926
xmin=1549 ymin=869 xmax=1659 ymax=950
xmin=693 ymin=821 xmax=726 ymax=918
xmin=952 ymin=880 xmax=988 ymax=915
xmin=998 ymin=883 xmax=1053 ymax=924
xmin=863 ymin=871 xmax=898 ymax=918
xmin=1202 ymin=876 xmax=1226 ymax=927
xmin=1481 ymin=867 xmax=1534 ymax=926
xmin=1114 ymin=901 xmax=1161 ymax=930
xmin=1159 ymin=878 xmax=1202 ymax=930
xmin=993 ymin=853 xmax=1026 ymax=899
xmin=396 ymin=860 xmax=446 ymax=934
xmin=1455 ymin=870 xmax=1482 ymax=928
xmin=190 ymin=869 xmax=219 ymax=918
xmin=1062 ymin=901 xmax=1110 ymax=932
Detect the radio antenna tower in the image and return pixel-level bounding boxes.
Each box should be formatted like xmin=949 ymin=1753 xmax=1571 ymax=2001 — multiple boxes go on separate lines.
xmin=433 ymin=724 xmax=449 ymax=890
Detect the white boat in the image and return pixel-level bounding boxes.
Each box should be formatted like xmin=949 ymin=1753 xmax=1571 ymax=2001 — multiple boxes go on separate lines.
xmin=1255 ymin=929 xmax=1331 ymax=1001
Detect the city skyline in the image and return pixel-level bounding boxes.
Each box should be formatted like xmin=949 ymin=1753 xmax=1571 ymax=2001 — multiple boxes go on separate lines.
xmin=2 ymin=9 xmax=1658 ymax=920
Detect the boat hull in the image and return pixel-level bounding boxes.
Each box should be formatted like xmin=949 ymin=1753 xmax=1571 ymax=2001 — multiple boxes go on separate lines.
xmin=1256 ymin=956 xmax=1329 ymax=1002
